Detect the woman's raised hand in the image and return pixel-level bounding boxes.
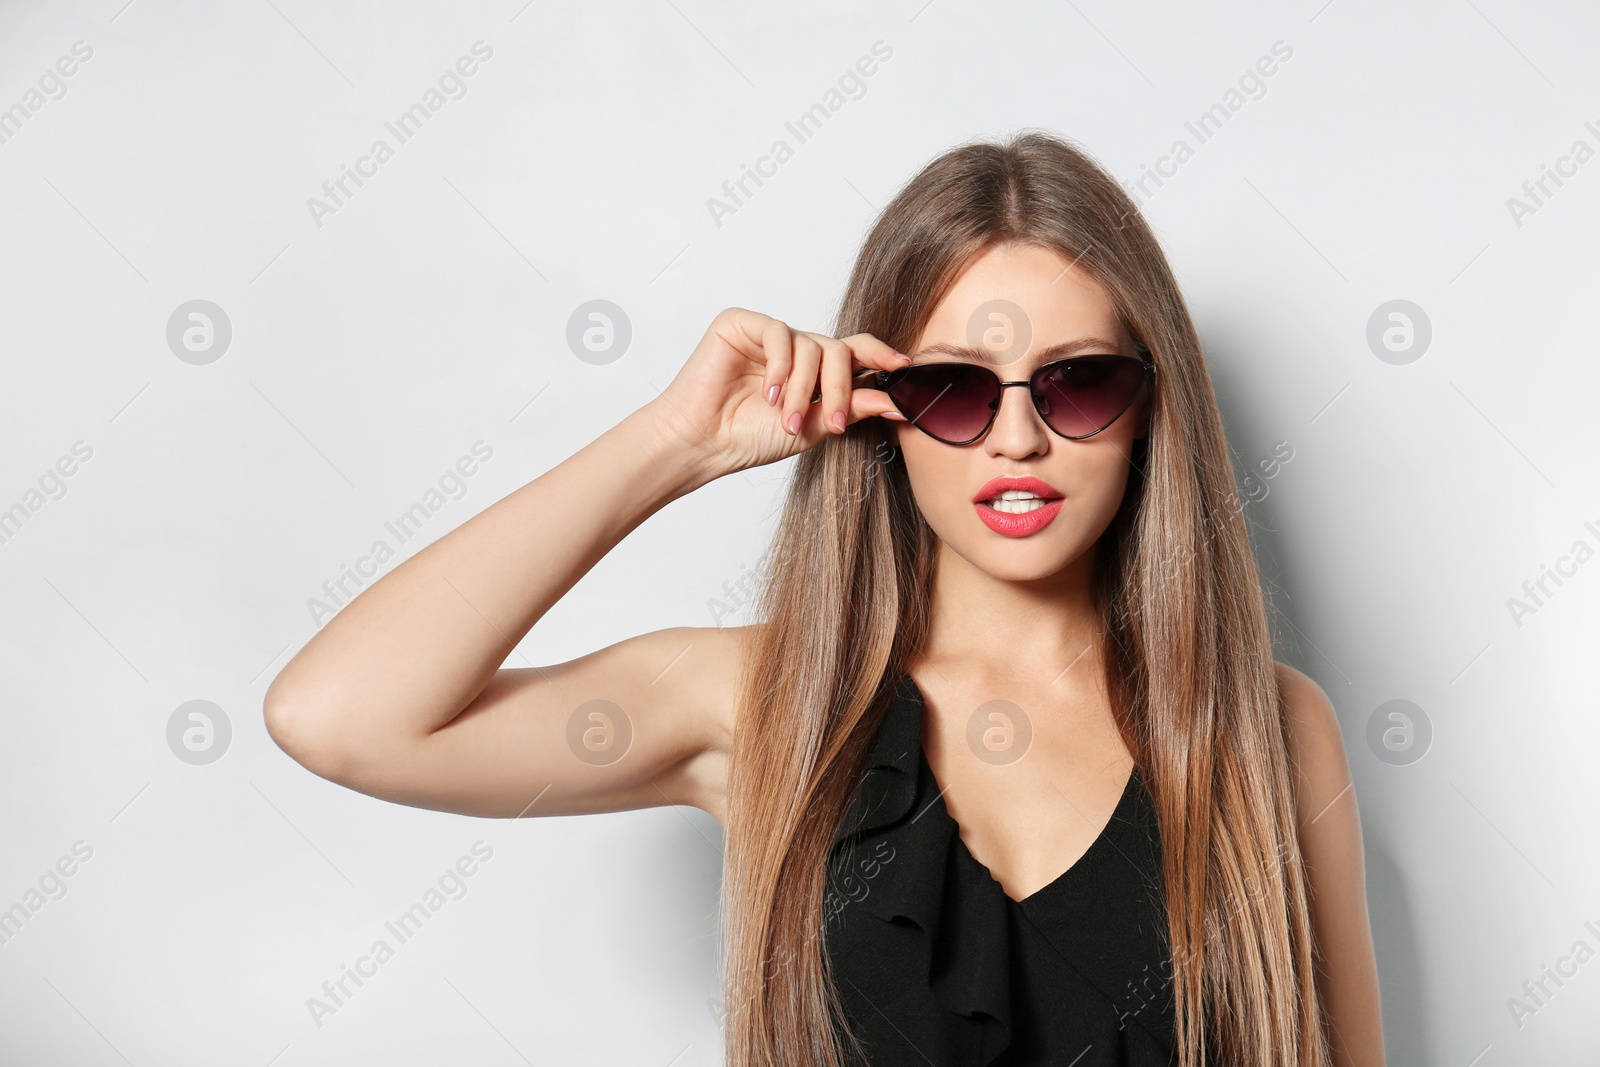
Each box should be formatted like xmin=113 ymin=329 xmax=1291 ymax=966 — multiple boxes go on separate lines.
xmin=645 ymin=307 xmax=910 ymax=480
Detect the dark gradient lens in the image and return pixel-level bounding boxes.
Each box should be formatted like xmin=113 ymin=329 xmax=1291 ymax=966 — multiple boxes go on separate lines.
xmin=1032 ymin=356 xmax=1148 ymax=439
xmin=887 ymin=362 xmax=1000 ymax=444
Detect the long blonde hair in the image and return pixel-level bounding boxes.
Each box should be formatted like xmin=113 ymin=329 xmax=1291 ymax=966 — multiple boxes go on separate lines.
xmin=719 ymin=130 xmax=1333 ymax=1067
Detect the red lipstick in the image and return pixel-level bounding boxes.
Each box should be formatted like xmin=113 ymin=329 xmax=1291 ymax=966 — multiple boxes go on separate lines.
xmin=972 ymin=475 xmax=1064 ymax=538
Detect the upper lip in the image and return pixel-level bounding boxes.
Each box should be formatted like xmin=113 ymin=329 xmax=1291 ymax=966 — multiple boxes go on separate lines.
xmin=973 ymin=475 xmax=1063 ymax=503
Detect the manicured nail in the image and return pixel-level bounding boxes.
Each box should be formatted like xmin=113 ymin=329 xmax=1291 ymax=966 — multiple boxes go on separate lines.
xmin=894 ymin=351 xmax=912 ymax=362
xmin=767 ymin=384 xmax=779 ymax=405
xmin=882 ymin=410 xmax=907 ymax=421
xmin=831 ymin=410 xmax=846 ymax=432
xmin=787 ymin=411 xmax=801 ymax=434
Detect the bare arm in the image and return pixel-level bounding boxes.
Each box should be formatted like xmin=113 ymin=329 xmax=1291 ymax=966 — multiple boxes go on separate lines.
xmin=264 ymin=400 xmax=728 ymax=817
xmin=1277 ymin=662 xmax=1387 ymax=1067
xmin=263 ymin=308 xmax=906 ymax=824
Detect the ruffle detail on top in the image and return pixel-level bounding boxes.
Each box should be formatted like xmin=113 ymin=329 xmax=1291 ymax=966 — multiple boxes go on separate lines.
xmin=825 ymin=673 xmax=1176 ymax=1066
xmin=828 ymin=674 xmax=1013 ymax=1061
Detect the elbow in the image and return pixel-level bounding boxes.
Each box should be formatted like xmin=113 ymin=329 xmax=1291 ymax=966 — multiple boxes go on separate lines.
xmin=263 ymin=681 xmax=354 ymax=783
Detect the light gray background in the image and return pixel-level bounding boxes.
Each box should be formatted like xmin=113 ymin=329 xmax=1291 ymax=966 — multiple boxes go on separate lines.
xmin=2 ymin=1 xmax=1597 ymax=1063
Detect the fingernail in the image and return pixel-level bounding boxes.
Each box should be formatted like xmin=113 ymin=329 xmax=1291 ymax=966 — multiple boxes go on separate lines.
xmin=831 ymin=410 xmax=846 ymax=432
xmin=882 ymin=410 xmax=907 ymax=421
xmin=767 ymin=384 xmax=779 ymax=405
xmin=895 ymin=351 xmax=912 ymax=362
xmin=787 ymin=411 xmax=801 ymax=434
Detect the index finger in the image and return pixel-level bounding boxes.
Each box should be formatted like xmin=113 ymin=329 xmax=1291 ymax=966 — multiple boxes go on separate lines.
xmin=802 ymin=332 xmax=908 ymax=404
xmin=835 ymin=332 xmax=906 ymax=370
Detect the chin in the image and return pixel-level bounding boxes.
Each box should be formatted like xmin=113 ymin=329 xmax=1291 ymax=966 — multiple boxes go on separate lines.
xmin=981 ymin=558 xmax=1074 ymax=584
xmin=949 ymin=534 xmax=1086 ymax=584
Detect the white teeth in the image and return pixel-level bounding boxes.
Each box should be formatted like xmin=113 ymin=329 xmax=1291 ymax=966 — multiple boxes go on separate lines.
xmin=982 ymin=488 xmax=1056 ymax=513
xmin=986 ymin=496 xmax=1050 ymax=514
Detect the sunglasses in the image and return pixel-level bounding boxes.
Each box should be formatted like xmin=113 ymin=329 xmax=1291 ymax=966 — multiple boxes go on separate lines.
xmin=852 ymin=353 xmax=1155 ymax=446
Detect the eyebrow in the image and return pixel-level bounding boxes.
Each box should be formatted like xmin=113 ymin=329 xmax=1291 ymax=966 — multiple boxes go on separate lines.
xmin=909 ymin=337 xmax=1128 ymax=366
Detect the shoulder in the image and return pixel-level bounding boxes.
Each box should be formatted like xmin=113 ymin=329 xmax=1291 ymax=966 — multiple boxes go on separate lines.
xmin=1272 ymin=662 xmax=1354 ymax=828
xmin=1273 ymin=661 xmax=1340 ymax=747
xmin=1272 ymin=669 xmax=1386 ymax=1059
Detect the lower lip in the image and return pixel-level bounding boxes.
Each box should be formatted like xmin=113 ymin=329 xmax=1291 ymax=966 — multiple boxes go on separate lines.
xmin=974 ymin=498 xmax=1064 ymax=537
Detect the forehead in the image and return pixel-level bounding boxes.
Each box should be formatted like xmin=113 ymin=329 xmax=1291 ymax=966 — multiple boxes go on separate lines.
xmin=911 ymin=242 xmax=1127 ymax=368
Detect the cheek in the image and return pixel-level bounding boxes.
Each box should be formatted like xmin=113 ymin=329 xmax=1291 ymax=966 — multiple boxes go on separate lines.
xmin=896 ymin=432 xmax=972 ymax=529
xmin=1070 ymin=427 xmax=1142 ymax=513
xmin=1067 ymin=455 xmax=1136 ymax=529
xmin=896 ymin=429 xmax=954 ymax=504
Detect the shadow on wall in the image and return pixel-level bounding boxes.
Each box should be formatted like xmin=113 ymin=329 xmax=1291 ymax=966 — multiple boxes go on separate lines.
xmin=1203 ymin=334 xmax=1426 ymax=1063
xmin=1251 ymin=519 xmax=1426 ymax=1062
xmin=1364 ymin=845 xmax=1425 ymax=1064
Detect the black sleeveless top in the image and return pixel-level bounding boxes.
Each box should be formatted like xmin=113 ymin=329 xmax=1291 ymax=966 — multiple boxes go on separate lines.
xmin=823 ymin=673 xmax=1176 ymax=1065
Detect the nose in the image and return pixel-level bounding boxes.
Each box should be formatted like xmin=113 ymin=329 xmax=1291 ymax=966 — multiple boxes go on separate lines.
xmin=983 ymin=382 xmax=1049 ymax=459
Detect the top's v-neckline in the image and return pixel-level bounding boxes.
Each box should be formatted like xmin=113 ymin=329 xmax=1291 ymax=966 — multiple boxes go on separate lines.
xmin=919 ymin=747 xmax=1139 ymax=907
xmin=903 ymin=672 xmax=1140 ymax=907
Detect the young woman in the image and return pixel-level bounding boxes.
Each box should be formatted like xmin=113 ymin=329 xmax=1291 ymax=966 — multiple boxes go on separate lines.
xmin=265 ymin=132 xmax=1385 ymax=1066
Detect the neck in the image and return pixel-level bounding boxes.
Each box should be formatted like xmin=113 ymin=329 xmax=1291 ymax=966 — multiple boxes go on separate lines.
xmin=918 ymin=538 xmax=1107 ymax=693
